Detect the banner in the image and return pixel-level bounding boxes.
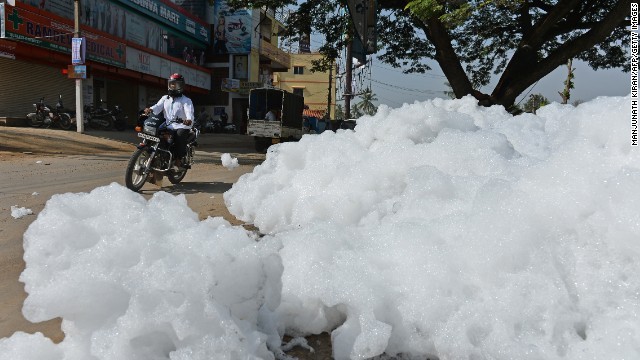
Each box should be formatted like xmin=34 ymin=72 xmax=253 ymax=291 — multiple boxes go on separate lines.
xmin=213 ymin=0 xmax=252 ymax=54
xmin=115 ymin=0 xmax=209 ymax=44
xmin=346 ymin=0 xmax=377 ymax=54
xmin=1 ymin=3 xmax=126 ymax=67
xmin=71 ymin=37 xmax=85 ymax=64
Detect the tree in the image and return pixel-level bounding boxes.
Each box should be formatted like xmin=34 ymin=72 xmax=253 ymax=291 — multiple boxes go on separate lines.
xmin=523 ymin=94 xmax=549 ymax=114
xmin=354 ymin=88 xmax=378 ymax=116
xmin=231 ymin=0 xmax=630 ymax=112
xmin=351 ymin=103 xmax=364 ymax=118
xmin=335 ymin=104 xmax=345 ymax=120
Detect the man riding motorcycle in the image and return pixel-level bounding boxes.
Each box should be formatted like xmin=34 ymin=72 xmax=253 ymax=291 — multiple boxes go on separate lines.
xmin=144 ymin=73 xmax=195 ymax=169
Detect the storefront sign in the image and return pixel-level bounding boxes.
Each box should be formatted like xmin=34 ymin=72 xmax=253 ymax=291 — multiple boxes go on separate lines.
xmin=0 ymin=39 xmax=17 ymax=59
xmin=67 ymin=64 xmax=88 ymax=79
xmin=0 ymin=3 xmax=126 ymax=67
xmin=116 ymin=0 xmax=209 ymax=44
xmin=221 ymin=79 xmax=263 ymax=94
xmin=126 ymin=46 xmax=210 ymax=90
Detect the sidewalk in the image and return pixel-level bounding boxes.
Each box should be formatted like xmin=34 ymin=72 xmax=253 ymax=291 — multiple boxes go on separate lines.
xmin=6 ymin=126 xmax=259 ymax=155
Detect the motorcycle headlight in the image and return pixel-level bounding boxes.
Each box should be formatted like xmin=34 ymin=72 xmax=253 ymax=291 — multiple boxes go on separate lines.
xmin=143 ymin=125 xmax=157 ymax=135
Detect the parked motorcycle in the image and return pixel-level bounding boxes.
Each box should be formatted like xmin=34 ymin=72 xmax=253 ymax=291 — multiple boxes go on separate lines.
xmin=84 ymin=100 xmax=128 ymax=131
xmin=201 ymin=117 xmax=221 ymax=133
xmin=111 ymin=105 xmax=128 ymax=131
xmin=26 ymin=95 xmax=72 ymax=130
xmin=222 ymin=123 xmax=237 ymax=133
xmin=203 ymin=119 xmax=236 ymax=133
xmin=125 ymin=112 xmax=198 ymax=192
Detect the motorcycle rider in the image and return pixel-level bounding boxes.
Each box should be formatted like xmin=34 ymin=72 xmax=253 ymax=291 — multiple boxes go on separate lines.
xmin=144 ymin=73 xmax=195 ymax=169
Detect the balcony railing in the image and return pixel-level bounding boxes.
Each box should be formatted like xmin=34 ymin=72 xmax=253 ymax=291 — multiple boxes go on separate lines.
xmin=260 ymin=39 xmax=291 ymax=71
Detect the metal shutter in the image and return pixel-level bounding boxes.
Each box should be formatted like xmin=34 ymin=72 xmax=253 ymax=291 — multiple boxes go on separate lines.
xmin=0 ymin=58 xmax=75 ymax=118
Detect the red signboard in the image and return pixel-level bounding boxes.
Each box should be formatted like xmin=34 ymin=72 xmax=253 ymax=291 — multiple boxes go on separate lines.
xmin=0 ymin=38 xmax=17 ymax=59
xmin=2 ymin=3 xmax=126 ymax=67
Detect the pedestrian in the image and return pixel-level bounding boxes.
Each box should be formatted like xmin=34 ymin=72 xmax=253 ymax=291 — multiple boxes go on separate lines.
xmin=220 ymin=109 xmax=229 ymax=124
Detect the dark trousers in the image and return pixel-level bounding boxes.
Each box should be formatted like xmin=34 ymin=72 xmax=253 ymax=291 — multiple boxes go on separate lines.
xmin=173 ymin=128 xmax=191 ymax=158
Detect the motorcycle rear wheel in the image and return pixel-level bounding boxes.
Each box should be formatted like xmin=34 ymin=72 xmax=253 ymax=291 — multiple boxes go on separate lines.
xmin=125 ymin=148 xmax=151 ymax=192
xmin=167 ymin=168 xmax=187 ymax=184
xmin=58 ymin=114 xmax=72 ymax=130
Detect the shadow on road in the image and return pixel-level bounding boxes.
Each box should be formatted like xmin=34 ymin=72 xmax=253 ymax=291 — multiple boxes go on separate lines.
xmin=139 ymin=181 xmax=234 ymax=196
xmin=171 ymin=181 xmax=234 ymax=194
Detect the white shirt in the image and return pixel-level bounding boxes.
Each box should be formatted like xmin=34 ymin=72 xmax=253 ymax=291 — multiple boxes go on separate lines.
xmin=265 ymin=111 xmax=276 ymax=121
xmin=150 ymin=95 xmax=195 ymax=130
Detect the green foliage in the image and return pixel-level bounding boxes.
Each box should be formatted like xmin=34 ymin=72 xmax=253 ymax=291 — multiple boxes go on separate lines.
xmin=354 ymin=88 xmax=379 ymax=116
xmin=404 ymin=0 xmax=444 ymax=20
xmin=351 ymin=104 xmax=364 ymax=118
xmin=523 ymin=94 xmax=549 ymax=113
xmin=236 ymin=0 xmax=630 ymax=109
xmin=335 ymin=104 xmax=345 ymax=120
xmin=559 ymin=59 xmax=575 ymax=104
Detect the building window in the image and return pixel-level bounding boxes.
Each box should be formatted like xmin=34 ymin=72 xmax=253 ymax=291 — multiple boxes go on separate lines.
xmin=293 ymin=88 xmax=304 ymax=97
xmin=293 ymin=66 xmax=304 ymax=75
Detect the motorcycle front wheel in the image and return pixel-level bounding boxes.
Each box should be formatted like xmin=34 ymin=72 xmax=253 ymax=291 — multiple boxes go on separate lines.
xmin=58 ymin=114 xmax=72 ymax=130
xmin=26 ymin=113 xmax=41 ymax=127
xmin=125 ymin=148 xmax=151 ymax=192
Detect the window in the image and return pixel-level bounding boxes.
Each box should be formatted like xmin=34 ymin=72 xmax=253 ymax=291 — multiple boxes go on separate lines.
xmin=293 ymin=66 xmax=304 ymax=75
xmin=292 ymin=88 xmax=304 ymax=97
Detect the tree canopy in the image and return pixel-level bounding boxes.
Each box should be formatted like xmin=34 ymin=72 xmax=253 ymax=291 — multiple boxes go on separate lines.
xmin=233 ymin=0 xmax=630 ymax=111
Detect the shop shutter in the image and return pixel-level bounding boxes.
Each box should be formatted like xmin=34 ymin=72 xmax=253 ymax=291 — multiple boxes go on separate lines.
xmin=0 ymin=58 xmax=75 ymax=118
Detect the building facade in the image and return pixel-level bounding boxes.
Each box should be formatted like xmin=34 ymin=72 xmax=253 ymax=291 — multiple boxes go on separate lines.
xmin=199 ymin=2 xmax=290 ymax=133
xmin=1 ymin=0 xmax=323 ymax=131
xmin=0 ymin=0 xmax=212 ymax=124
xmin=275 ymin=52 xmax=337 ymax=119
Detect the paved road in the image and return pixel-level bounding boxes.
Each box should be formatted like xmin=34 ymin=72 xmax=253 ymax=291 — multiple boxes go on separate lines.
xmin=0 ymin=127 xmax=264 ymax=342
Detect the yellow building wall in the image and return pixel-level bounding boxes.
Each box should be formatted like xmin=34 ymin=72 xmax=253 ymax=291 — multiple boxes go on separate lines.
xmin=275 ymin=53 xmax=337 ymax=119
xmin=249 ymin=51 xmax=260 ymax=82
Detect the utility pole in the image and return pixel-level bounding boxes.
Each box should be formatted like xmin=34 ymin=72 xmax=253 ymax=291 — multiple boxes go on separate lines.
xmin=326 ymin=60 xmax=333 ymax=118
xmin=344 ymin=36 xmax=353 ymax=119
xmin=74 ymin=0 xmax=84 ymax=133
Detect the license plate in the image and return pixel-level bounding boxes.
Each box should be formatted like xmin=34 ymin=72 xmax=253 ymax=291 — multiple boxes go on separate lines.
xmin=138 ymin=132 xmax=160 ymax=142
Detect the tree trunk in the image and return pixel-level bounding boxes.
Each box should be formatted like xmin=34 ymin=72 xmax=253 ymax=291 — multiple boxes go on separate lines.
xmin=490 ymin=0 xmax=630 ymax=110
xmin=421 ymin=18 xmax=486 ymax=102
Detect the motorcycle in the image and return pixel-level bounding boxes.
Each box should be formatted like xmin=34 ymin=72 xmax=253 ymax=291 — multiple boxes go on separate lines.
xmin=111 ymin=105 xmax=128 ymax=131
xmin=201 ymin=117 xmax=222 ymax=133
xmin=26 ymin=95 xmax=72 ymax=130
xmin=125 ymin=112 xmax=198 ymax=192
xmin=84 ymin=100 xmax=127 ymax=131
xmin=222 ymin=123 xmax=237 ymax=133
xmin=202 ymin=119 xmax=236 ymax=134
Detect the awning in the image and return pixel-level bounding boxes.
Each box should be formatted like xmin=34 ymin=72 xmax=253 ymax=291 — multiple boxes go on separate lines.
xmin=303 ymin=109 xmax=325 ymax=118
